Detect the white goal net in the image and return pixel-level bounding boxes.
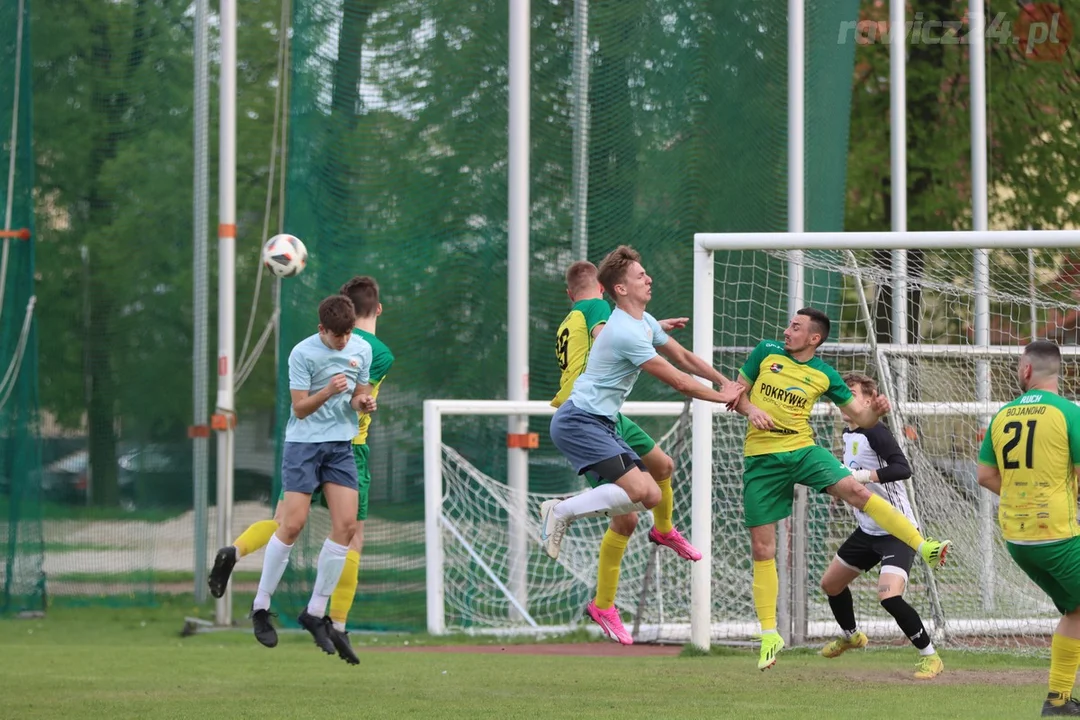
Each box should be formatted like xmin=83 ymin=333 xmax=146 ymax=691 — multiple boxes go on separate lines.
xmin=427 ymin=230 xmax=1080 ymax=653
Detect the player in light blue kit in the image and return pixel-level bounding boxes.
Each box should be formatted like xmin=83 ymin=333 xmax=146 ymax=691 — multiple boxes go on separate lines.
xmin=543 ymin=245 xmax=746 ymax=560
xmin=249 ymin=294 xmax=376 ymax=661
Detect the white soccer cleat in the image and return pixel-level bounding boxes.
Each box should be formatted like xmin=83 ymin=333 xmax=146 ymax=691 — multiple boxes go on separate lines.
xmin=539 ymin=498 xmax=571 ymax=560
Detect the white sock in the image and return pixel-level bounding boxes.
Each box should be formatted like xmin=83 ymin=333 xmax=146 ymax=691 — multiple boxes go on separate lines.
xmin=845 ymin=627 xmax=859 ymax=641
xmin=253 ymin=534 xmax=293 ymax=611
xmin=332 ymin=621 xmax=346 ymax=632
xmin=553 ymin=484 xmax=647 ymax=522
xmin=307 ymin=538 xmax=349 ymax=618
xmin=919 ymin=643 xmax=936 ymax=656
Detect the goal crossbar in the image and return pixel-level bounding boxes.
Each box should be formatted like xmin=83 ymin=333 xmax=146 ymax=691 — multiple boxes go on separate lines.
xmin=696 ymin=229 xmax=1080 ymax=251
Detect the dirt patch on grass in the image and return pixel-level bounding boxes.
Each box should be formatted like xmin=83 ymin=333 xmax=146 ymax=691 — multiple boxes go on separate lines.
xmin=371 ymin=643 xmax=682 ymax=657
xmin=844 ymin=668 xmax=1046 ymax=686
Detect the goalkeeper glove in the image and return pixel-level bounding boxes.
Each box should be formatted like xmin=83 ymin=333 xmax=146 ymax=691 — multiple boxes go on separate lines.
xmin=852 ymin=469 xmax=874 ymax=484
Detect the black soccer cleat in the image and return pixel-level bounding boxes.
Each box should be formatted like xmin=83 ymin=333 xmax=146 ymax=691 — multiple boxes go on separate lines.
xmin=298 ymin=610 xmax=336 ymax=655
xmin=208 ymin=546 xmax=238 ymax=599
xmin=328 ymin=625 xmax=361 ymax=665
xmin=1043 ymin=693 xmax=1080 ymax=716
xmin=250 ymin=608 xmax=278 ymax=648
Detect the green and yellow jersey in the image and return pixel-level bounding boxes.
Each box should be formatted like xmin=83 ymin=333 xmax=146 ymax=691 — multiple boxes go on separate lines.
xmin=351 ymin=327 xmax=395 ymax=446
xmin=978 ymin=390 xmax=1080 ymax=544
xmin=551 ymin=298 xmax=610 ymax=408
xmin=738 ymin=340 xmax=852 ymax=457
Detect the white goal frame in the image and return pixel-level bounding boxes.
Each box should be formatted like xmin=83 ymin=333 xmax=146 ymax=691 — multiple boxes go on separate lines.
xmin=691 ymin=229 xmax=1080 ymax=650
xmin=423 ymin=399 xmax=686 ymax=635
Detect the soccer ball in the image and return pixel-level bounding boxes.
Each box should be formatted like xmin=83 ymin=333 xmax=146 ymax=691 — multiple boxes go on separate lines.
xmin=262 ymin=234 xmax=308 ymax=278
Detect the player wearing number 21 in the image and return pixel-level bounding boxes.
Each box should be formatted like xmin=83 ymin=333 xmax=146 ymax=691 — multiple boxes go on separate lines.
xmin=978 ymin=341 xmax=1080 ymax=717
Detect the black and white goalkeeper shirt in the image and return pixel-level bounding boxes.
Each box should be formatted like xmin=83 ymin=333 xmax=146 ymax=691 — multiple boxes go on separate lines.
xmin=842 ymin=423 xmax=918 ymax=536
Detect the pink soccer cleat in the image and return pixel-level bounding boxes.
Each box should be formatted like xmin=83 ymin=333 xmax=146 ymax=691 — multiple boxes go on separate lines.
xmin=586 ymin=600 xmax=634 ymax=645
xmin=648 ymin=526 xmax=702 ymax=561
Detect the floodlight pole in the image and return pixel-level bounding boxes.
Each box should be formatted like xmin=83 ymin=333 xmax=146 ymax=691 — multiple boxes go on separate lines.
xmin=192 ymin=0 xmax=210 ymax=603
xmin=969 ymin=0 xmax=994 ymax=612
xmin=785 ymin=0 xmax=806 ymax=647
xmin=506 ymin=0 xmax=530 ymax=622
xmin=214 ymin=0 xmax=237 ymax=627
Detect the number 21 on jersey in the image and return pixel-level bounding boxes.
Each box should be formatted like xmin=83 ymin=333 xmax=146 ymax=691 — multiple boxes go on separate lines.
xmin=1001 ymin=419 xmax=1037 ymax=470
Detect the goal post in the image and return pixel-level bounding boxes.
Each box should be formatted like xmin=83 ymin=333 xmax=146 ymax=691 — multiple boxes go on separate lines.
xmin=691 ymin=229 xmax=1080 ymax=652
xmin=424 ymin=399 xmax=686 ymax=636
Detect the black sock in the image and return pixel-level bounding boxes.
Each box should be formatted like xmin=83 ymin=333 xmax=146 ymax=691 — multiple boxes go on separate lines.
xmin=827 ymin=587 xmax=857 ymax=635
xmin=880 ymin=595 xmax=931 ymax=650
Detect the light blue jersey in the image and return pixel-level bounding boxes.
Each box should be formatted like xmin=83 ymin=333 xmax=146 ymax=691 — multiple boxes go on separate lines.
xmin=568 ymin=307 xmax=669 ymax=420
xmin=285 ymin=333 xmax=372 ymax=443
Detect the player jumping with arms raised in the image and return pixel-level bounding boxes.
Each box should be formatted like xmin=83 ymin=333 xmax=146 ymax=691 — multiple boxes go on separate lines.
xmin=552 ymin=260 xmax=700 ymax=644
xmin=542 ymin=246 xmax=743 ymax=565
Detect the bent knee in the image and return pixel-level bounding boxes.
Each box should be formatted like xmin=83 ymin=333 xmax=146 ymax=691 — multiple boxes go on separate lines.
xmin=649 ymin=452 xmax=675 ymax=481
xmin=821 ymin=578 xmax=845 ymax=597
xmin=279 ymin=520 xmax=305 ymax=543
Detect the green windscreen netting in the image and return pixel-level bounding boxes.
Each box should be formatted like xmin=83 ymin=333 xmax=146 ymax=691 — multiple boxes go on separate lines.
xmin=271 ymin=0 xmax=858 ymax=630
xmin=0 ymin=0 xmax=43 ymax=615
xmin=2 ymin=0 xmax=857 ymax=623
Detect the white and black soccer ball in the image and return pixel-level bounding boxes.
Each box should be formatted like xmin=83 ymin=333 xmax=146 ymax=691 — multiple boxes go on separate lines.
xmin=262 ymin=234 xmax=308 ymax=278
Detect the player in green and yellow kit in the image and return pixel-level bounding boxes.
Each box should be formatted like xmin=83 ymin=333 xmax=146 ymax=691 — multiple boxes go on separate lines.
xmin=208 ymin=275 xmax=393 ymax=665
xmin=732 ymin=307 xmax=950 ymax=671
xmin=978 ymin=340 xmax=1080 ymax=717
xmin=553 ymin=260 xmax=705 ymax=645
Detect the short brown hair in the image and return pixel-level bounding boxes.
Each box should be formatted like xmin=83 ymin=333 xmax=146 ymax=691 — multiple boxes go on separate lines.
xmin=318 ymin=294 xmax=356 ymax=335
xmin=597 ymin=245 xmax=642 ymax=296
xmin=565 ymin=261 xmax=599 ymax=297
xmin=797 ymin=307 xmax=831 ymax=346
xmin=340 ymin=275 xmax=380 ymax=318
xmin=843 ymin=372 xmax=878 ymax=398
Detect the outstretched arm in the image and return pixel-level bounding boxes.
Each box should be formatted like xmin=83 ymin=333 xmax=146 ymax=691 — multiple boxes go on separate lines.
xmin=639 ymin=355 xmax=744 ymax=406
xmin=656 ymin=336 xmax=733 ymax=389
xmin=729 ymin=375 xmax=775 ymax=430
xmin=840 ymin=394 xmax=890 ymax=429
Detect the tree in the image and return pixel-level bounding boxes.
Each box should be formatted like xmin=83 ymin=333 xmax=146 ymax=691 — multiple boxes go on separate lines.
xmin=32 ymin=0 xmax=285 ymax=505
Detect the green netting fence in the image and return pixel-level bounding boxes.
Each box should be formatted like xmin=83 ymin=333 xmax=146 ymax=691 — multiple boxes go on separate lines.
xmin=1 ymin=0 xmax=859 ymax=627
xmin=0 ymin=0 xmax=43 ymax=615
xmin=272 ymin=0 xmax=857 ymax=629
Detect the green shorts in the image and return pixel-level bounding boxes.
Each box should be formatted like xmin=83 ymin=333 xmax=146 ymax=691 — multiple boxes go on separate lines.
xmin=742 ymin=445 xmax=851 ymax=527
xmin=1008 ymin=537 xmax=1080 ymax=614
xmin=279 ymin=444 xmax=372 ymax=521
xmin=615 ymin=414 xmax=656 ymax=458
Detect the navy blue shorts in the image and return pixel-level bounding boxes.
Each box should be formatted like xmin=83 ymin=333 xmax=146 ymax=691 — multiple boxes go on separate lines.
xmin=281 ymin=441 xmax=358 ymax=494
xmin=549 ymin=401 xmax=644 ymax=478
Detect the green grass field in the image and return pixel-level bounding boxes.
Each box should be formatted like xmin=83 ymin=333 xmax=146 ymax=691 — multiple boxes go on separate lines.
xmin=0 ymin=599 xmax=1061 ymax=719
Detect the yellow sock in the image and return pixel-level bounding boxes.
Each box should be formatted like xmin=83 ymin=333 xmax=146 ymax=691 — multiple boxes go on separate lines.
xmin=329 ymin=550 xmax=361 ymax=628
xmin=753 ymin=558 xmax=778 ymax=632
xmin=233 ymin=520 xmax=279 ymax=558
xmin=652 ymin=477 xmax=674 ymax=534
xmin=863 ymin=494 xmax=925 ymax=551
xmin=1050 ymin=633 xmax=1080 ymax=698
xmin=594 ymin=529 xmax=631 ymax=610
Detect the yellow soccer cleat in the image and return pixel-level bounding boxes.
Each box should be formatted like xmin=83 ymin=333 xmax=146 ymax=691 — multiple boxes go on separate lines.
xmin=919 ymin=538 xmax=950 ymax=568
xmin=821 ymin=630 xmax=868 ymax=658
xmin=914 ymin=652 xmax=944 ymax=680
xmin=757 ymin=632 xmax=785 ymax=671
